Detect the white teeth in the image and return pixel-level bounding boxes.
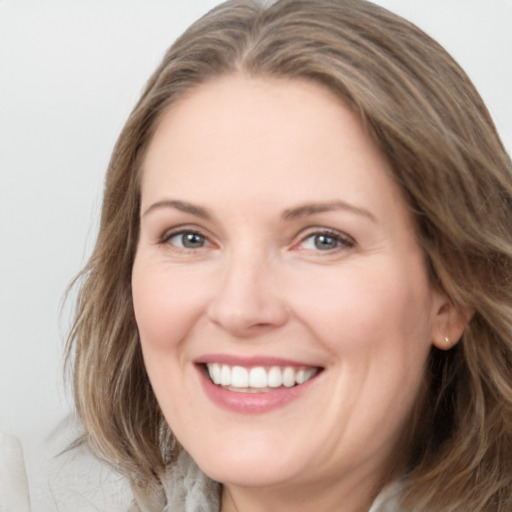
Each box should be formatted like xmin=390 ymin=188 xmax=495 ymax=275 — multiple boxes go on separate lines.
xmin=267 ymin=367 xmax=283 ymax=388
xmin=208 ymin=363 xmax=221 ymax=384
xmin=249 ymin=367 xmax=267 ymax=388
xmin=295 ymin=369 xmax=306 ymax=384
xmin=205 ymin=363 xmax=318 ymax=390
xmin=282 ymin=367 xmax=295 ymax=387
xmin=231 ymin=366 xmax=249 ymax=387
xmin=220 ymin=365 xmax=231 ymax=386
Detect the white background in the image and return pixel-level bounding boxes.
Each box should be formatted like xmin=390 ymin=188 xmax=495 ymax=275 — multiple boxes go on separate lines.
xmin=1 ymin=0 xmax=511 ymax=457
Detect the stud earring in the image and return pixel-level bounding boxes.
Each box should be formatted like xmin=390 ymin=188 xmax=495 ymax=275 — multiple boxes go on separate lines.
xmin=444 ymin=336 xmax=450 ymax=345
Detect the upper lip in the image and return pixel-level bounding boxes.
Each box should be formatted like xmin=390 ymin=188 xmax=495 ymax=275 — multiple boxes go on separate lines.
xmin=195 ymin=353 xmax=322 ymax=368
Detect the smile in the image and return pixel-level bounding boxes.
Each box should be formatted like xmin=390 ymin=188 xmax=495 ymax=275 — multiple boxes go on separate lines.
xmin=205 ymin=363 xmax=320 ymax=392
xmin=196 ymin=356 xmax=323 ymax=413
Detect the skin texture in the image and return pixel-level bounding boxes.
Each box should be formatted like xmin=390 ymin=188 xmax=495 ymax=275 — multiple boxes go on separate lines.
xmin=132 ymin=75 xmax=460 ymax=512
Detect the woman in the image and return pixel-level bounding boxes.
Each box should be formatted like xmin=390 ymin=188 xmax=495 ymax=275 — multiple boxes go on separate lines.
xmin=65 ymin=0 xmax=512 ymax=510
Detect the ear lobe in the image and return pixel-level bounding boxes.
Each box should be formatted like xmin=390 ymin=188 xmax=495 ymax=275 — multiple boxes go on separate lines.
xmin=431 ymin=296 xmax=474 ymax=351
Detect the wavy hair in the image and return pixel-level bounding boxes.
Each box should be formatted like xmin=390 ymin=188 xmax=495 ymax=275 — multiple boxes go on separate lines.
xmin=66 ymin=1 xmax=512 ymax=510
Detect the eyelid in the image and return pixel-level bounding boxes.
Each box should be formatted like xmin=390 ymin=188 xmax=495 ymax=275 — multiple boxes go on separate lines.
xmin=293 ymin=227 xmax=356 ymax=251
xmin=159 ymin=225 xmax=215 ymax=247
xmin=156 ymin=224 xmax=354 ymax=253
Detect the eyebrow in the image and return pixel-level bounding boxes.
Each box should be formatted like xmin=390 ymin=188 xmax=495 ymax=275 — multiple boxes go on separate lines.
xmin=282 ymin=201 xmax=377 ymax=222
xmin=142 ymin=198 xmax=376 ymax=223
xmin=142 ymin=199 xmax=211 ymax=219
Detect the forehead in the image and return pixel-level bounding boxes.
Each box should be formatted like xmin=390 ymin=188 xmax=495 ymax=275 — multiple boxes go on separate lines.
xmin=140 ymin=74 xmax=404 ymax=219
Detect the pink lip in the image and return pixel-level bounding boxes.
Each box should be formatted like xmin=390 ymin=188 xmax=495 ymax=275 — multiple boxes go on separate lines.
xmin=195 ymin=353 xmax=319 ymax=368
xmin=194 ymin=356 xmax=322 ymax=414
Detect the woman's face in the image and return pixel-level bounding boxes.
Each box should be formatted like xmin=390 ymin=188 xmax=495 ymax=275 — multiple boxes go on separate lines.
xmin=132 ymin=75 xmax=448 ymax=497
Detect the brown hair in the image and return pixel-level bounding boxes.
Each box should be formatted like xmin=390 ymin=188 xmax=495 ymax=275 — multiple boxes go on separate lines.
xmin=66 ymin=1 xmax=512 ymax=510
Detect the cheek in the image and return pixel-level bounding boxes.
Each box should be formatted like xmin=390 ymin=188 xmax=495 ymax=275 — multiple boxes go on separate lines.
xmin=131 ymin=260 xmax=206 ymax=424
xmin=287 ymin=260 xmax=434 ymax=358
xmin=131 ymin=261 xmax=207 ymax=353
xmin=294 ymin=262 xmax=434 ymax=429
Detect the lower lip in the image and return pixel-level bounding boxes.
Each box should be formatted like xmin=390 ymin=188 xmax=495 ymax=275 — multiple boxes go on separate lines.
xmin=196 ymin=365 xmax=319 ymax=414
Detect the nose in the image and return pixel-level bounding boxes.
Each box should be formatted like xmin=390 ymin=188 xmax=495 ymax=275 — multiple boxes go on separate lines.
xmin=206 ymin=251 xmax=289 ymax=338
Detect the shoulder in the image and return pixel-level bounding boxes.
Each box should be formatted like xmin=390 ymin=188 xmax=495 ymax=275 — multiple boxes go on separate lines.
xmin=28 ymin=415 xmax=133 ymax=512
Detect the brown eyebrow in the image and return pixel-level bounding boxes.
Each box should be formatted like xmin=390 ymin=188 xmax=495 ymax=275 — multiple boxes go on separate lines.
xmin=142 ymin=199 xmax=211 ymax=219
xmin=143 ymin=199 xmax=375 ymax=223
xmin=282 ymin=201 xmax=376 ymax=222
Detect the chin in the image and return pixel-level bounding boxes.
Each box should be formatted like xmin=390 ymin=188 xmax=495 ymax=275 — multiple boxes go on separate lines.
xmin=183 ymin=434 xmax=306 ymax=489
xmin=200 ymin=459 xmax=297 ymax=489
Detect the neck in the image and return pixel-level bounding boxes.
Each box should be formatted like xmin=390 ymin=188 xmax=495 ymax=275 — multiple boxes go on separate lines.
xmin=220 ymin=472 xmax=385 ymax=512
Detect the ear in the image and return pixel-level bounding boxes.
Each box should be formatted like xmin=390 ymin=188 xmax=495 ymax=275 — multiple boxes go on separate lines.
xmin=431 ymin=291 xmax=474 ymax=351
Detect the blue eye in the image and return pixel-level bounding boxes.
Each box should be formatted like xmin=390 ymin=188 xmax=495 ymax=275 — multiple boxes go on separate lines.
xmin=168 ymin=231 xmax=207 ymax=249
xmin=313 ymin=234 xmax=339 ymax=250
xmin=299 ymin=231 xmax=353 ymax=251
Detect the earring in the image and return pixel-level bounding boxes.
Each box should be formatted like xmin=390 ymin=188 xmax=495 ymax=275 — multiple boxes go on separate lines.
xmin=444 ymin=336 xmax=450 ymax=345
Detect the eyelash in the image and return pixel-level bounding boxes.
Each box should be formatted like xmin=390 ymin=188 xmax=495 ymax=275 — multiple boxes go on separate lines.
xmin=160 ymin=228 xmax=211 ymax=251
xmin=159 ymin=227 xmax=355 ymax=253
xmin=295 ymin=229 xmax=355 ymax=253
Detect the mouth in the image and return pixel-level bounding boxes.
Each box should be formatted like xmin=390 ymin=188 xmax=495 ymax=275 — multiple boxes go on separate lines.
xmin=202 ymin=362 xmax=322 ymax=393
xmin=195 ymin=355 xmax=324 ymax=413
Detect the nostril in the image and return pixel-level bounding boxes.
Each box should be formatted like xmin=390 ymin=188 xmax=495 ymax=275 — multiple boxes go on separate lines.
xmin=206 ymin=301 xmax=289 ymax=337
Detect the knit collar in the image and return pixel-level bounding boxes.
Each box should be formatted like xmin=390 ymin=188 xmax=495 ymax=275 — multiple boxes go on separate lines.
xmin=132 ymin=451 xmax=220 ymax=512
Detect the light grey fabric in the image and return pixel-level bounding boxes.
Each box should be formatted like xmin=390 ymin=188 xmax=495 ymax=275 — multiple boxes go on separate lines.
xmin=28 ymin=416 xmax=132 ymax=512
xmin=0 ymin=432 xmax=31 ymax=512
xmin=131 ymin=450 xmax=220 ymax=512
xmin=160 ymin=451 xmax=220 ymax=512
xmin=368 ymin=481 xmax=404 ymax=512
